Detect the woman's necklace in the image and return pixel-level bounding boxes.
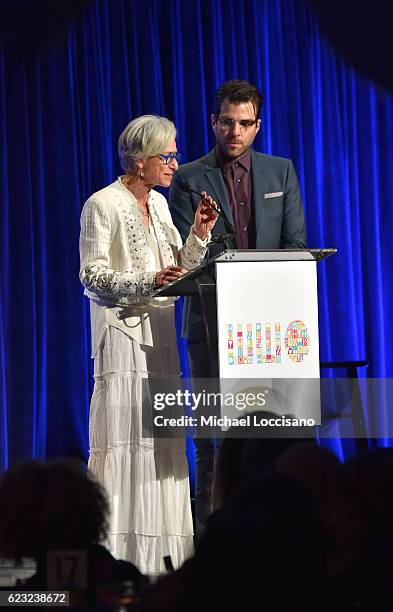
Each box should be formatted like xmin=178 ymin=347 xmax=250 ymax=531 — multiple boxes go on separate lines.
xmin=139 ymin=199 xmax=150 ymax=217
xmin=121 ymin=176 xmax=150 ymax=218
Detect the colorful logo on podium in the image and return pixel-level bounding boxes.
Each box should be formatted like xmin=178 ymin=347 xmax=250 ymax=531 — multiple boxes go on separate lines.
xmin=226 ymin=320 xmax=310 ymax=365
xmin=284 ymin=320 xmax=310 ymax=363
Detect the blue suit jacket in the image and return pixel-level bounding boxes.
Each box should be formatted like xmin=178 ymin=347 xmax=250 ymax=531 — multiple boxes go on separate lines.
xmin=169 ymin=148 xmax=307 ymax=340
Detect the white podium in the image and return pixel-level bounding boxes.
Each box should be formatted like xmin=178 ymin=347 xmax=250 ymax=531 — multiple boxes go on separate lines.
xmin=154 ymin=248 xmax=336 ymax=430
xmin=215 ymin=250 xmax=325 ymax=378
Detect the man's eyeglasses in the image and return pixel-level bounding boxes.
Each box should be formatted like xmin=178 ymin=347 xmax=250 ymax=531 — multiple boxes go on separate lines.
xmin=158 ymin=152 xmax=181 ymax=165
xmin=217 ymin=116 xmax=257 ymax=131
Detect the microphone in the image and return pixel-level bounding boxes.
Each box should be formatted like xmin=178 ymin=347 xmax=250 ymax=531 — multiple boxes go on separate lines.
xmin=178 ymin=180 xmax=235 ymax=241
xmin=178 ymin=180 xmax=222 ymax=217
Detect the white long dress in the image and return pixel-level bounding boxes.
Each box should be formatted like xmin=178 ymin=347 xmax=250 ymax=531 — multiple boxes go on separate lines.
xmin=79 ymin=179 xmax=208 ymax=575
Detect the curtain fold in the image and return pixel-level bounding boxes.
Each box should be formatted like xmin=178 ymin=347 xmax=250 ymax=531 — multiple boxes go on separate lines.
xmin=1 ymin=0 xmax=393 ymax=468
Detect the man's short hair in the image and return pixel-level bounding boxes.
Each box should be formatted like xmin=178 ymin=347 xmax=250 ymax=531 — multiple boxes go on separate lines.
xmin=214 ymin=80 xmax=263 ymax=120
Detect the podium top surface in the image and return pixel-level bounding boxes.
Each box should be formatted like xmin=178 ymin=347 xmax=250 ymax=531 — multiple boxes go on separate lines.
xmin=213 ymin=248 xmax=337 ymax=262
xmin=153 ymin=248 xmax=337 ymax=297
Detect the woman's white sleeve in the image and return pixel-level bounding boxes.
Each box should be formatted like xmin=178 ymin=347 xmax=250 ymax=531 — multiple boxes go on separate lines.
xmin=178 ymin=226 xmax=211 ymax=270
xmin=79 ymin=197 xmax=156 ymax=298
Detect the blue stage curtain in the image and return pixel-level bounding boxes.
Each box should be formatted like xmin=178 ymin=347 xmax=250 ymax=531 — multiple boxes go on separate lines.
xmin=1 ymin=0 xmax=393 ymax=471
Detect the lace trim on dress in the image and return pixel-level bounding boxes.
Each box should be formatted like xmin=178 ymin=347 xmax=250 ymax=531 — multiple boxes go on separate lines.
xmin=148 ymin=195 xmax=177 ymax=268
xmin=117 ymin=178 xmax=176 ymax=269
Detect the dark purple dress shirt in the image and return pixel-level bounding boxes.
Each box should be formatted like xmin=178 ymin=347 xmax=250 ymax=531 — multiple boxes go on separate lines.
xmin=216 ymin=148 xmax=256 ymax=249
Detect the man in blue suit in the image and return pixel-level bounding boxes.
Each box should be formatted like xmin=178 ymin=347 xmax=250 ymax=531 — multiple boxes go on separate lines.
xmin=169 ymin=80 xmax=307 ymax=534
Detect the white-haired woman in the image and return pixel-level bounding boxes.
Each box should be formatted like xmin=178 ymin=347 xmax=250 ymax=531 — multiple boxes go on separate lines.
xmin=79 ymin=115 xmax=218 ymax=575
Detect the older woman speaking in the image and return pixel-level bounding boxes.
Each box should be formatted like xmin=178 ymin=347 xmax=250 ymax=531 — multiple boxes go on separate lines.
xmin=79 ymin=115 xmax=217 ymax=575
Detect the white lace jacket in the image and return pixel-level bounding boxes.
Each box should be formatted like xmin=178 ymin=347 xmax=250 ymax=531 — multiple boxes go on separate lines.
xmin=79 ymin=178 xmax=209 ymax=351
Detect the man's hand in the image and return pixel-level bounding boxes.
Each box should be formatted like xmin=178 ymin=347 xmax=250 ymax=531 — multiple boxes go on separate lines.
xmin=193 ymin=192 xmax=219 ymax=240
xmin=155 ymin=266 xmax=188 ymax=286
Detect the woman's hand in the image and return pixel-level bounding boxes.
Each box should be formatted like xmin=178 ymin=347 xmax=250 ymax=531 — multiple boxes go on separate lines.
xmin=193 ymin=192 xmax=219 ymax=241
xmin=155 ymin=266 xmax=188 ymax=286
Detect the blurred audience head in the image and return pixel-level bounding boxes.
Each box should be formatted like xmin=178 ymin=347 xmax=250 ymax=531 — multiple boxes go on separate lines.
xmin=276 ymin=442 xmax=341 ymax=556
xmin=340 ymin=447 xmax=393 ymax=557
xmin=195 ymin=473 xmax=326 ymax=612
xmin=276 ymin=442 xmax=340 ymax=508
xmin=0 ymin=458 xmax=109 ymax=561
xmin=213 ymin=410 xmax=315 ymax=508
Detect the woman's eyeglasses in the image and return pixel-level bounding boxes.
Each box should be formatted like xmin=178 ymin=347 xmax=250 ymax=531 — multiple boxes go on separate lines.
xmin=158 ymin=152 xmax=182 ymax=165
